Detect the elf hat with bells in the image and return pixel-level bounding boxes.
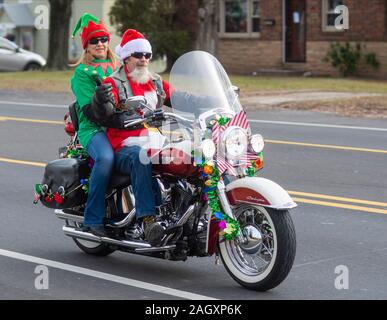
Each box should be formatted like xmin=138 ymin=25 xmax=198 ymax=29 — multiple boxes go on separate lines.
xmin=72 ymin=13 xmax=110 ymax=49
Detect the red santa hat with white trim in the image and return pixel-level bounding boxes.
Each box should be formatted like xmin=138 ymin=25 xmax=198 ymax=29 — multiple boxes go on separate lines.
xmin=115 ymin=29 xmax=152 ymax=61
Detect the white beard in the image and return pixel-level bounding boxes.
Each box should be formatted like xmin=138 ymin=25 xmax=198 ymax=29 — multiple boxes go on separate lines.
xmin=129 ymin=67 xmax=151 ymax=84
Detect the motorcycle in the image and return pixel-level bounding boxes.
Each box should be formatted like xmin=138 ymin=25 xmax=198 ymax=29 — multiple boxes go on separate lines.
xmin=41 ymin=51 xmax=297 ymax=291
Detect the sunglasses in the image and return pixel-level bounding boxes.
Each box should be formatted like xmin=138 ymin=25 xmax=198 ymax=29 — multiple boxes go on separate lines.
xmin=131 ymin=52 xmax=152 ymax=59
xmin=88 ymin=36 xmax=109 ymax=45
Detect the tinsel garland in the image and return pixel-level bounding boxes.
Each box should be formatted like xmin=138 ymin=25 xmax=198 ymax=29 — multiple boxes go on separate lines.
xmin=196 ymin=160 xmax=240 ymax=241
xmin=193 ymin=115 xmax=264 ymax=241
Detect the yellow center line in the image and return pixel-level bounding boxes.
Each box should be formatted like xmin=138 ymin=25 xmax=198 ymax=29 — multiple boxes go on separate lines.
xmin=288 ymin=190 xmax=387 ymax=207
xmin=266 ymin=139 xmax=387 ymax=154
xmin=293 ymin=197 xmax=387 ymax=215
xmin=0 ymin=116 xmax=62 ymax=125
xmin=0 ymin=156 xmax=386 ymax=215
xmin=0 ymin=157 xmax=46 ymax=167
xmin=1 ymin=116 xmax=387 ymax=154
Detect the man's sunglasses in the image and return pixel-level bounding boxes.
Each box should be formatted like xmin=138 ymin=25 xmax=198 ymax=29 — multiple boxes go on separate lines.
xmin=131 ymin=52 xmax=152 ymax=59
xmin=89 ymin=36 xmax=109 ymax=45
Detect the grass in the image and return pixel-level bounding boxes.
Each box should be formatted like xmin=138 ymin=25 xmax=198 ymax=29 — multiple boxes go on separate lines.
xmin=229 ymin=75 xmax=387 ymax=94
xmin=0 ymin=70 xmax=73 ymax=93
xmin=2 ymin=70 xmax=387 ymax=95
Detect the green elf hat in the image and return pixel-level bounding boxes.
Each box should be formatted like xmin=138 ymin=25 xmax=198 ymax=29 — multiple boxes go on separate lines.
xmin=72 ymin=13 xmax=110 ymax=49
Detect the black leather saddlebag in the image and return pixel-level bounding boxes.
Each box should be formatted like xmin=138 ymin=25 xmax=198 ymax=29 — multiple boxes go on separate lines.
xmin=39 ymin=158 xmax=90 ymax=209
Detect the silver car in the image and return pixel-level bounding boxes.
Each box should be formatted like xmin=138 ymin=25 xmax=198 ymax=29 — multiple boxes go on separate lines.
xmin=0 ymin=37 xmax=46 ymax=71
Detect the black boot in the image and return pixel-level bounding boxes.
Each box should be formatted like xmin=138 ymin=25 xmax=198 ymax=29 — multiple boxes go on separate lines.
xmin=143 ymin=216 xmax=164 ymax=246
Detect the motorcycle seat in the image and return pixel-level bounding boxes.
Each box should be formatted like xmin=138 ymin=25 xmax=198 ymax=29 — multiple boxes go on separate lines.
xmin=108 ymin=173 xmax=131 ymax=190
xmin=67 ymin=103 xmax=132 ymax=191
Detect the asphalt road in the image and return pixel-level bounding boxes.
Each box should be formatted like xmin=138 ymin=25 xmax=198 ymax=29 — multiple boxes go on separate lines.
xmin=1 ymin=92 xmax=387 ymax=300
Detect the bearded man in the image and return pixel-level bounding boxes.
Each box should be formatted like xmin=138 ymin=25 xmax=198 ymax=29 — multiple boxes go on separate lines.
xmin=92 ymin=29 xmax=172 ymax=246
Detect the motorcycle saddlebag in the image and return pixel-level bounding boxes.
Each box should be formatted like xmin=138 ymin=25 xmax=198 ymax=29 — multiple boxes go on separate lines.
xmin=39 ymin=158 xmax=90 ymax=209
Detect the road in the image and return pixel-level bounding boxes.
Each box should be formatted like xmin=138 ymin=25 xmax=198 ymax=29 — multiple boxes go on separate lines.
xmin=0 ymin=92 xmax=387 ymax=300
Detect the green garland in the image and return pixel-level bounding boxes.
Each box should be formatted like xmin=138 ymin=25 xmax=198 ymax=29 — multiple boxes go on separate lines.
xmin=193 ymin=115 xmax=264 ymax=241
xmin=196 ymin=160 xmax=240 ymax=241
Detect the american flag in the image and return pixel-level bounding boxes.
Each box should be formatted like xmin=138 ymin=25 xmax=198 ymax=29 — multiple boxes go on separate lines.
xmin=212 ymin=110 xmax=249 ymax=145
xmin=212 ymin=110 xmax=254 ymax=175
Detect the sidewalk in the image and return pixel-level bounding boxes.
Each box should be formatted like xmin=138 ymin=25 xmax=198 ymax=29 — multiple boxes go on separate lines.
xmin=240 ymin=90 xmax=384 ymax=106
xmin=239 ymin=90 xmax=387 ymax=119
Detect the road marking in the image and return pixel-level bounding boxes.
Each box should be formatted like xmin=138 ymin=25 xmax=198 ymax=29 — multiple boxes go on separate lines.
xmin=0 ymin=248 xmax=217 ymax=300
xmin=0 ymin=156 xmax=386 ymax=214
xmin=288 ymin=191 xmax=387 ymax=207
xmin=0 ymin=157 xmax=46 ymax=167
xmin=0 ymin=116 xmax=62 ymax=125
xmin=292 ymin=197 xmax=387 ymax=215
xmin=2 ymin=115 xmax=387 ymax=154
xmin=250 ymin=119 xmax=387 ymax=132
xmin=1 ymin=101 xmax=387 ymax=131
xmin=266 ymin=139 xmax=387 ymax=154
xmin=0 ymin=100 xmax=67 ymax=108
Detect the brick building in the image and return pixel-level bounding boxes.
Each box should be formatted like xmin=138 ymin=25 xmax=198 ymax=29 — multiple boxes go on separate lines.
xmin=217 ymin=0 xmax=387 ymax=77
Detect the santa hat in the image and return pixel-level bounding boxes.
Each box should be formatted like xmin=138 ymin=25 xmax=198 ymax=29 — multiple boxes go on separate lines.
xmin=72 ymin=13 xmax=110 ymax=49
xmin=115 ymin=29 xmax=152 ymax=61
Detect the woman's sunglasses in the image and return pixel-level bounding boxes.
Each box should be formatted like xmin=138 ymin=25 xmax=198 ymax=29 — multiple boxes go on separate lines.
xmin=89 ymin=36 xmax=109 ymax=45
xmin=131 ymin=52 xmax=152 ymax=59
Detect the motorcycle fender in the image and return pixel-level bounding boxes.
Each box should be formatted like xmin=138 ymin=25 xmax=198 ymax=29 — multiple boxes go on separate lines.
xmin=225 ymin=177 xmax=297 ymax=210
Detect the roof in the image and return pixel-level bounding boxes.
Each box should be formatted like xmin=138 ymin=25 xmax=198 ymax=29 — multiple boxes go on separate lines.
xmin=0 ymin=4 xmax=35 ymax=28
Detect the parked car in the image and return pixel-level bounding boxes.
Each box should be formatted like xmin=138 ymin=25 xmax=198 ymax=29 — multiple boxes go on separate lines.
xmin=0 ymin=37 xmax=46 ymax=71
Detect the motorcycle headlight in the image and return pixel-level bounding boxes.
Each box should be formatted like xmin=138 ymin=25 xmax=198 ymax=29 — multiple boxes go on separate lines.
xmin=201 ymin=139 xmax=216 ymax=159
xmin=251 ymin=134 xmax=264 ymax=153
xmin=223 ymin=127 xmax=248 ymax=158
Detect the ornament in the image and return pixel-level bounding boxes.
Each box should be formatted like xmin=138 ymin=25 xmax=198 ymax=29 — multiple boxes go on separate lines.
xmin=214 ymin=211 xmax=223 ymax=219
xmin=203 ymin=165 xmax=213 ymax=175
xmin=44 ymin=195 xmax=54 ymax=203
xmin=54 ymin=192 xmax=64 ymax=205
xmin=219 ymin=220 xmax=227 ymax=230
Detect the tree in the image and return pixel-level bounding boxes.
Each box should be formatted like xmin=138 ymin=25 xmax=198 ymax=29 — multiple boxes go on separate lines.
xmin=109 ymin=0 xmax=196 ymax=71
xmin=46 ymin=0 xmax=73 ymax=70
xmin=196 ymin=0 xmax=219 ymax=55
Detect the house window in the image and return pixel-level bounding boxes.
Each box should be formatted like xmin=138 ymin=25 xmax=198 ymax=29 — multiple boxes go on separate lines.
xmin=220 ymin=0 xmax=260 ymax=37
xmin=322 ymin=0 xmax=344 ymax=32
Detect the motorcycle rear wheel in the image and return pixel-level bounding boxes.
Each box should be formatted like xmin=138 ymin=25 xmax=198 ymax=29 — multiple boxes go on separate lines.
xmin=219 ymin=205 xmax=296 ymax=291
xmin=67 ymin=220 xmax=116 ymax=257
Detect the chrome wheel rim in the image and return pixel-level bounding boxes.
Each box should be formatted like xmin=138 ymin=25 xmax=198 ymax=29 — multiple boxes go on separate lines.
xmin=224 ymin=205 xmax=276 ymax=277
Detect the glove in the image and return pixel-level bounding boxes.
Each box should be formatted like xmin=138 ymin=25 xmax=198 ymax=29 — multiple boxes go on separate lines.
xmin=95 ymin=83 xmax=114 ymax=104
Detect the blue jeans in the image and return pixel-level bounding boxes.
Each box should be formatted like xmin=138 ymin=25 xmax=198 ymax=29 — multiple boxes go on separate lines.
xmin=84 ymin=132 xmax=114 ymax=226
xmin=114 ymin=145 xmax=161 ymax=219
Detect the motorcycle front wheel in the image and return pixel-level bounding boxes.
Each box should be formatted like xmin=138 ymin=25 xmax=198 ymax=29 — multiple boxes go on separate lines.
xmin=219 ymin=205 xmax=296 ymax=291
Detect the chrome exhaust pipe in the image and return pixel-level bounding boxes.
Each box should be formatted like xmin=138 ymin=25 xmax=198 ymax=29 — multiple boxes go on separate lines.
xmin=135 ymin=245 xmax=176 ymax=253
xmin=55 ymin=209 xmax=84 ymax=223
xmin=62 ymin=226 xmax=151 ymax=249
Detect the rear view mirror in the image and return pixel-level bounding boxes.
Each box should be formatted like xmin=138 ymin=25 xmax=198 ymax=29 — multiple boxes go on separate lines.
xmin=124 ymin=95 xmax=147 ymax=111
xmin=231 ymin=85 xmax=240 ymax=96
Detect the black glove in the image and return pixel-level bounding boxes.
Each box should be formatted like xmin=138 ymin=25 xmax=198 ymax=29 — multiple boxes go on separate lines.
xmin=95 ymin=83 xmax=114 ymax=104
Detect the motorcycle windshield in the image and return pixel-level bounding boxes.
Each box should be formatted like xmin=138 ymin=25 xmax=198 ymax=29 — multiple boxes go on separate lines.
xmin=169 ymin=51 xmax=242 ymax=119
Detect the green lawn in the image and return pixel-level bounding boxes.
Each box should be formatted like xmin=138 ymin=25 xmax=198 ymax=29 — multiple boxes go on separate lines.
xmin=1 ymin=70 xmax=387 ymax=94
xmin=229 ymin=75 xmax=387 ymax=94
